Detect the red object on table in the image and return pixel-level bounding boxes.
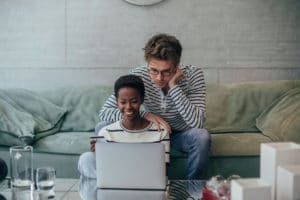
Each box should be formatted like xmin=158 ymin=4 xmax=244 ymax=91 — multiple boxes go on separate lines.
xmin=202 ymin=186 xmax=218 ymax=200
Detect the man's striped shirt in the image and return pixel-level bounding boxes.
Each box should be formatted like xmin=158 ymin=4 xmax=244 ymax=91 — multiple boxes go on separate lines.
xmin=99 ymin=65 xmax=206 ymax=131
xmin=97 ymin=121 xmax=170 ymax=163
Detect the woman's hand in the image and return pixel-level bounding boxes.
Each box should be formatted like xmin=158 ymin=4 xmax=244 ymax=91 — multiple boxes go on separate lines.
xmin=90 ymin=139 xmax=96 ymax=152
xmin=144 ymin=112 xmax=171 ymax=134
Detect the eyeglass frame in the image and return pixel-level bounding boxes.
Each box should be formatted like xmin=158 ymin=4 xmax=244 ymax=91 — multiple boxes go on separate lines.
xmin=148 ymin=67 xmax=177 ymax=77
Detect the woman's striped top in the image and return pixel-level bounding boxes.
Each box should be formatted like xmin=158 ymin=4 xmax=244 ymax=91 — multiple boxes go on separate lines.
xmin=99 ymin=65 xmax=206 ymax=131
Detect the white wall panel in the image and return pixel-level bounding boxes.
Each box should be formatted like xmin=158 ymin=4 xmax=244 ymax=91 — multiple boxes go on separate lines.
xmin=0 ymin=0 xmax=299 ymax=89
xmin=219 ymin=68 xmax=300 ymax=83
xmin=0 ymin=68 xmax=129 ymax=91
xmin=0 ymin=0 xmax=65 ymax=67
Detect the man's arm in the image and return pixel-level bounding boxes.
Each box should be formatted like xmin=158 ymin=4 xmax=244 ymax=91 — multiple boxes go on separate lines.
xmin=98 ymin=94 xmax=122 ymax=122
xmin=168 ymin=67 xmax=206 ymax=128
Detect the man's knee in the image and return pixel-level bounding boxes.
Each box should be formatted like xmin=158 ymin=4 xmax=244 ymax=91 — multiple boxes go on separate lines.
xmin=189 ymin=128 xmax=211 ymax=145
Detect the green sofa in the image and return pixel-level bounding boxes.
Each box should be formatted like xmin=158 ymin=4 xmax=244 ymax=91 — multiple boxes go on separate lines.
xmin=0 ymin=80 xmax=300 ymax=179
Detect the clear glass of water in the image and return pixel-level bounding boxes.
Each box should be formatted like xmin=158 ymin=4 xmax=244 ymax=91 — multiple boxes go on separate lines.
xmin=10 ymin=145 xmax=34 ymax=200
xmin=9 ymin=146 xmax=34 ymax=189
xmin=36 ymin=167 xmax=56 ymax=199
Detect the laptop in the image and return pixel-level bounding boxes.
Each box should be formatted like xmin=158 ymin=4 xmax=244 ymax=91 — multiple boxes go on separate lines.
xmin=95 ymin=142 xmax=166 ymax=190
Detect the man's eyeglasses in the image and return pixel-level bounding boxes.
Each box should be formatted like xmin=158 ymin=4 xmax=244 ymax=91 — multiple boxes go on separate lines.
xmin=148 ymin=68 xmax=176 ymax=77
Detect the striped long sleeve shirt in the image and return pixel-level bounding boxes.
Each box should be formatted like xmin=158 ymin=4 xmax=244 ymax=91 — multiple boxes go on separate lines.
xmin=99 ymin=65 xmax=206 ymax=131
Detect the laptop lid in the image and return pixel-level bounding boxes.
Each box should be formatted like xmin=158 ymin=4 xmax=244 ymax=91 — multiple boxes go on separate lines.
xmin=95 ymin=142 xmax=166 ymax=190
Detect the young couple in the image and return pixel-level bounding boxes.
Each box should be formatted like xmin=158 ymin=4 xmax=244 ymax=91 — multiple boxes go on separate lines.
xmin=78 ymin=33 xmax=211 ymax=180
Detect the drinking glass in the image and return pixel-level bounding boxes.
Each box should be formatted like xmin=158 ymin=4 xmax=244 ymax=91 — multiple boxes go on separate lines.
xmin=9 ymin=146 xmax=34 ymax=190
xmin=10 ymin=145 xmax=34 ymax=200
xmin=36 ymin=167 xmax=56 ymax=199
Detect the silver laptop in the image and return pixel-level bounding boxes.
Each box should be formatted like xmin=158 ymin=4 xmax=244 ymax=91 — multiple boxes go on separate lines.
xmin=95 ymin=142 xmax=166 ymax=190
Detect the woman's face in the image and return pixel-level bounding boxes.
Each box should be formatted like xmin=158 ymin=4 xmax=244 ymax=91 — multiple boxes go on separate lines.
xmin=117 ymin=87 xmax=142 ymax=122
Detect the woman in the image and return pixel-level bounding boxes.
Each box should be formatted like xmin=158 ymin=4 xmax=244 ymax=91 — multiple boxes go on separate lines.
xmin=78 ymin=74 xmax=169 ymax=179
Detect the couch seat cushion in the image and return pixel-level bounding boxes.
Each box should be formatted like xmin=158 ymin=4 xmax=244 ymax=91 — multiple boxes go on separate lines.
xmin=170 ymin=132 xmax=273 ymax=159
xmin=210 ymin=133 xmax=273 ymax=156
xmin=33 ymin=132 xmax=93 ymax=155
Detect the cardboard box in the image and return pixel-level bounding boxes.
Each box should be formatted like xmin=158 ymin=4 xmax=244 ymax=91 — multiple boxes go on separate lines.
xmin=277 ymin=165 xmax=300 ymax=200
xmin=231 ymin=178 xmax=271 ymax=200
xmin=260 ymin=142 xmax=300 ymax=200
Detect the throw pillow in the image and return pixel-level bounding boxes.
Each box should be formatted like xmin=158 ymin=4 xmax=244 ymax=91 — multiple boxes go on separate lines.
xmin=256 ymin=87 xmax=300 ymax=142
xmin=40 ymin=86 xmax=112 ymax=132
xmin=0 ymin=89 xmax=67 ymax=146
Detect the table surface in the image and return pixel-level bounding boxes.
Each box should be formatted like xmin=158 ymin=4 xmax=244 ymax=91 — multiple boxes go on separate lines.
xmin=0 ymin=178 xmax=206 ymax=200
xmin=0 ymin=178 xmax=79 ymax=200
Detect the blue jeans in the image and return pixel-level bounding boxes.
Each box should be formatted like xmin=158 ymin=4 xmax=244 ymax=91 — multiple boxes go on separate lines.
xmin=171 ymin=128 xmax=211 ymax=179
xmin=77 ymin=121 xmax=211 ymax=180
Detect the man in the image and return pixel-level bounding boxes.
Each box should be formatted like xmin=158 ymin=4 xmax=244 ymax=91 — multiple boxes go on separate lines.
xmin=97 ymin=33 xmax=210 ymax=179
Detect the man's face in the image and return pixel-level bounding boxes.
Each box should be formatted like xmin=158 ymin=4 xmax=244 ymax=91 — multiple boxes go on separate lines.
xmin=148 ymin=59 xmax=177 ymax=89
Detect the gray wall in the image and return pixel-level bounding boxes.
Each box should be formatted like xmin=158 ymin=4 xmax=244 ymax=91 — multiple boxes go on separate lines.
xmin=0 ymin=0 xmax=299 ymax=91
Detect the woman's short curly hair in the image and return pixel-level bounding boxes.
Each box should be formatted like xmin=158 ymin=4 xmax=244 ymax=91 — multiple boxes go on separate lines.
xmin=114 ymin=74 xmax=145 ymax=102
xmin=143 ymin=33 xmax=182 ymax=67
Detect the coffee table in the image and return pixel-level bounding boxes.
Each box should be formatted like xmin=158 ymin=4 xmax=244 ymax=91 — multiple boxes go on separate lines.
xmin=71 ymin=178 xmax=206 ymax=200
xmin=1 ymin=178 xmax=206 ymax=200
xmin=0 ymin=178 xmax=79 ymax=200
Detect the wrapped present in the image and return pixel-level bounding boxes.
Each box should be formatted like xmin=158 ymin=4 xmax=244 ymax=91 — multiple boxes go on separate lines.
xmin=202 ymin=175 xmax=240 ymax=200
xmin=202 ymin=186 xmax=218 ymax=200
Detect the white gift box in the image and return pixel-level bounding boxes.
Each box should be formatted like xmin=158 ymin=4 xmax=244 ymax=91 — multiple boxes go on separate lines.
xmin=277 ymin=165 xmax=300 ymax=200
xmin=231 ymin=178 xmax=271 ymax=200
xmin=260 ymin=142 xmax=300 ymax=200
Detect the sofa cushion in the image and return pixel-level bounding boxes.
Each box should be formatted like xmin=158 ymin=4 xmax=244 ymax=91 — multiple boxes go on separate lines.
xmin=40 ymin=86 xmax=112 ymax=132
xmin=33 ymin=132 xmax=93 ymax=155
xmin=171 ymin=132 xmax=273 ymax=158
xmin=204 ymin=80 xmax=300 ymax=133
xmin=0 ymin=89 xmax=67 ymax=146
xmin=210 ymin=133 xmax=273 ymax=156
xmin=256 ymin=87 xmax=300 ymax=142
